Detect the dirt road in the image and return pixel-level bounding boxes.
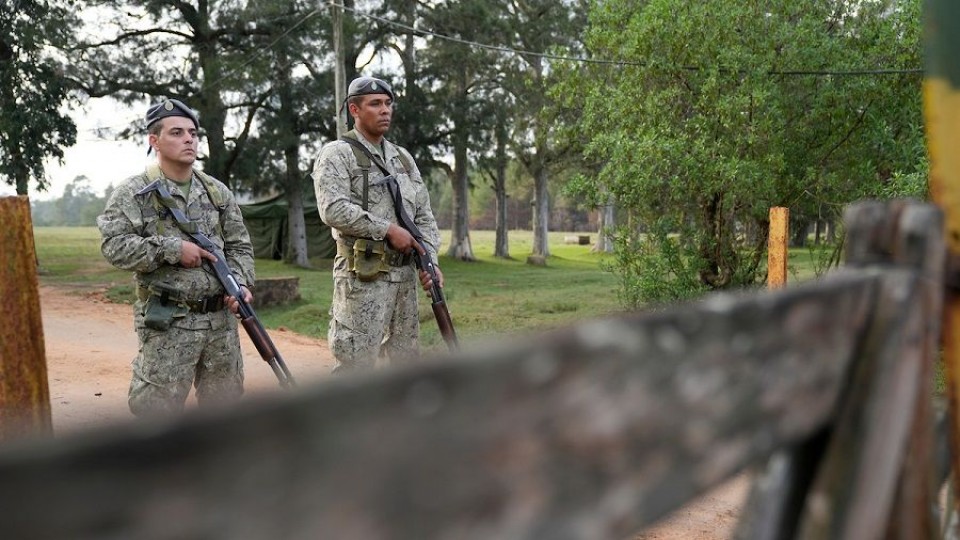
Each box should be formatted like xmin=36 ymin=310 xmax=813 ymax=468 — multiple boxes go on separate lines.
xmin=41 ymin=285 xmax=332 ymax=435
xmin=38 ymin=284 xmax=746 ymax=539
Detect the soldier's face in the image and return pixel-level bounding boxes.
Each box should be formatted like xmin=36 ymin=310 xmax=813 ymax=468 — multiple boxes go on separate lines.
xmin=150 ymin=117 xmax=199 ymax=166
xmin=351 ymin=94 xmax=392 ymax=138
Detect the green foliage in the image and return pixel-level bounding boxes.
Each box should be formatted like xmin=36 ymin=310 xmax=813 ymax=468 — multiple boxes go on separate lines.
xmin=610 ymin=218 xmax=707 ymax=308
xmin=554 ymin=0 xmax=926 ymax=300
xmin=31 ymin=176 xmax=108 ymax=226
xmin=0 ymin=0 xmax=78 ymax=194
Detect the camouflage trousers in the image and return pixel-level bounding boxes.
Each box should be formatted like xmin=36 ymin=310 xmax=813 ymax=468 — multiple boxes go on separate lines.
xmin=129 ymin=305 xmax=244 ymax=417
xmin=328 ymin=273 xmax=420 ymax=374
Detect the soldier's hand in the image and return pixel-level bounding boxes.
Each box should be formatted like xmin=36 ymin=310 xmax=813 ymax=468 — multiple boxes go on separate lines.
xmin=419 ymin=265 xmax=443 ymax=291
xmin=225 ymin=286 xmax=252 ymax=315
xmin=180 ymin=241 xmax=216 ymax=268
xmin=385 ymin=223 xmax=424 ymax=255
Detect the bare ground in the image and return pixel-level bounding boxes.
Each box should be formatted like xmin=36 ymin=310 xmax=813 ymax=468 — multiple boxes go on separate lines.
xmin=39 ymin=284 xmax=747 ymax=539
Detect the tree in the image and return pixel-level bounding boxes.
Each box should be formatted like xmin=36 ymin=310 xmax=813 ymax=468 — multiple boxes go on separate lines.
xmin=558 ymin=0 xmax=925 ymax=306
xmin=231 ymin=0 xmax=334 ymax=267
xmin=0 ymin=0 xmax=77 ymax=195
xmin=417 ymin=0 xmax=512 ymax=261
xmin=497 ymin=0 xmax=589 ymax=262
xmin=68 ymin=0 xmax=277 ymax=188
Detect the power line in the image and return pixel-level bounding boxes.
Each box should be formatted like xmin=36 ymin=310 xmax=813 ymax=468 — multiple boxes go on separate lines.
xmin=334 ymin=1 xmax=922 ymax=77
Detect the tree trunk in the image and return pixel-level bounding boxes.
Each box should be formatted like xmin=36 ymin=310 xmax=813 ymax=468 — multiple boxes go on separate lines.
xmin=194 ymin=9 xmax=231 ymax=187
xmin=12 ymin=146 xmax=27 ymax=195
xmin=789 ymin=217 xmax=808 ymax=248
xmin=532 ymin=165 xmax=550 ymax=258
xmin=445 ymin=68 xmax=475 ymax=261
xmin=493 ymin=118 xmax=509 ymax=259
xmin=283 ymin=147 xmax=308 ymax=268
xmin=277 ymin=48 xmax=309 ymax=268
xmin=446 ymin=132 xmax=475 ymax=260
xmin=594 ymin=189 xmax=615 ymax=254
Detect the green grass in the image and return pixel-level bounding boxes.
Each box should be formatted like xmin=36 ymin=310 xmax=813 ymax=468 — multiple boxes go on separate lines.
xmin=33 ymin=227 xmax=623 ymax=352
xmin=33 ymin=227 xmax=842 ymax=353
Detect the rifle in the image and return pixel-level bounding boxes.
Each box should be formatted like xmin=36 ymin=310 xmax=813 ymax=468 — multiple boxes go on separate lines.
xmin=340 ymin=136 xmax=459 ymax=351
xmin=136 ymin=180 xmax=296 ymax=388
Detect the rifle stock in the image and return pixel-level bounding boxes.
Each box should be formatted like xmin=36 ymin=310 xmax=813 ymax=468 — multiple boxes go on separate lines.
xmin=203 ymin=249 xmax=296 ymax=389
xmin=413 ymin=248 xmax=459 ymax=351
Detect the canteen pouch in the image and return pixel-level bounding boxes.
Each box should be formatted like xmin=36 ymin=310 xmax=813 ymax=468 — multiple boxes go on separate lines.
xmin=143 ymin=283 xmax=190 ymax=331
xmin=351 ymin=239 xmax=389 ymax=282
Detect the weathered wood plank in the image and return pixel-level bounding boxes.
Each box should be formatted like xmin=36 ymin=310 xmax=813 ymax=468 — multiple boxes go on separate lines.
xmin=735 ymin=200 xmax=944 ymax=540
xmin=884 ymin=204 xmax=944 ymax=539
xmin=796 ymin=270 xmax=927 ymax=540
xmin=0 ymin=196 xmax=51 ymax=440
xmin=0 ymin=270 xmax=881 ymax=540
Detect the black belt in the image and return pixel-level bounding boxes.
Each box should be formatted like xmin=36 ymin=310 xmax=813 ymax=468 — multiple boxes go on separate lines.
xmin=137 ymin=285 xmax=224 ymax=314
xmin=180 ymin=294 xmax=225 ymax=314
xmin=384 ymin=250 xmax=414 ymax=267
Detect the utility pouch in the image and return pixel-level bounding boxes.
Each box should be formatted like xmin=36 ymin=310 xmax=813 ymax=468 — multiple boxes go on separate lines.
xmin=143 ymin=283 xmax=190 ymax=331
xmin=351 ymin=239 xmax=389 ymax=282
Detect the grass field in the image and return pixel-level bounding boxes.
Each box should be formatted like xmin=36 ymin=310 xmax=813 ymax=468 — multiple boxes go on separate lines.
xmin=32 ymin=227 xmax=834 ymax=352
xmin=32 ymin=228 xmax=625 ymax=351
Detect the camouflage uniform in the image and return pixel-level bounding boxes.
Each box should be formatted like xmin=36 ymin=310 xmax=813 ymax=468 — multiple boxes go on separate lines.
xmin=313 ymin=131 xmax=440 ymax=373
xmin=97 ymin=170 xmax=255 ymax=416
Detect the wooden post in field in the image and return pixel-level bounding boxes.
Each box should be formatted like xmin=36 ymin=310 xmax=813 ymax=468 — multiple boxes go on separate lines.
xmin=0 ymin=196 xmax=51 ymax=440
xmin=924 ymin=0 xmax=960 ymax=518
xmin=768 ymin=207 xmax=789 ymax=289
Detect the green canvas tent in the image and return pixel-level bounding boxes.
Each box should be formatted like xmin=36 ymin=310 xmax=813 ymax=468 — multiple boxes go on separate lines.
xmin=239 ymin=193 xmax=336 ymax=260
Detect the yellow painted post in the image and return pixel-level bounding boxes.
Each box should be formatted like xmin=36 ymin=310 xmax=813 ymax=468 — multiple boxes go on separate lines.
xmin=768 ymin=207 xmax=789 ymax=289
xmin=925 ymin=0 xmax=960 ymax=512
xmin=0 ymin=196 xmax=51 ymax=440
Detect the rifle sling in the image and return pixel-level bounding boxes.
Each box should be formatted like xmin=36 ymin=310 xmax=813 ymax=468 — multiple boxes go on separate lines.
xmin=339 ymin=136 xmax=426 ymax=244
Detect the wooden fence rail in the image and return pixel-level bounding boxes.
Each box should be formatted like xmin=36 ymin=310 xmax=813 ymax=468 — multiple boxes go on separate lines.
xmin=0 ymin=198 xmax=947 ymax=540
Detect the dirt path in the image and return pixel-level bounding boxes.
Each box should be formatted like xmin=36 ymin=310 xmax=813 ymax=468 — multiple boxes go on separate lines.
xmin=41 ymin=285 xmax=332 ymax=435
xmin=38 ymin=284 xmax=746 ymax=538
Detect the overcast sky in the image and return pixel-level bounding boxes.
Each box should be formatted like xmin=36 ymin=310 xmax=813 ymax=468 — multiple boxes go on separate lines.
xmin=0 ymin=97 xmax=154 ymax=202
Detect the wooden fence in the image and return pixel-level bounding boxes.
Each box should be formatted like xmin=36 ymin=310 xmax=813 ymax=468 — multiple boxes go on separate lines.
xmin=0 ymin=198 xmax=948 ymax=540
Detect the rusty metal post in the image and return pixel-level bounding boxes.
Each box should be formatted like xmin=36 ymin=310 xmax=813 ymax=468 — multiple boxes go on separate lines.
xmin=768 ymin=207 xmax=789 ymax=289
xmin=0 ymin=196 xmax=51 ymax=440
xmin=924 ymin=0 xmax=960 ymax=522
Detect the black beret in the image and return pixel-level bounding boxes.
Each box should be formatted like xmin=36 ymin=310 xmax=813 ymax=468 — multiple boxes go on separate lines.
xmin=145 ymin=99 xmax=199 ymax=129
xmin=346 ymin=77 xmax=395 ymax=101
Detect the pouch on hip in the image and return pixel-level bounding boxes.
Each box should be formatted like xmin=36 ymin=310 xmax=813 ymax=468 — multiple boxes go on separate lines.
xmin=143 ymin=286 xmax=190 ymax=331
xmin=351 ymin=239 xmax=389 ymax=282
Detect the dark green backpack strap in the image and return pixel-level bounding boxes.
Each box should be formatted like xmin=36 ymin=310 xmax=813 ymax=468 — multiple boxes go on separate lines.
xmin=396 ymin=147 xmax=414 ymax=176
xmin=192 ymin=168 xmax=226 ymax=211
xmin=192 ymin=168 xmax=226 ymax=236
xmin=342 ymin=130 xmax=372 ymax=211
xmin=144 ymin=164 xmax=170 ymax=235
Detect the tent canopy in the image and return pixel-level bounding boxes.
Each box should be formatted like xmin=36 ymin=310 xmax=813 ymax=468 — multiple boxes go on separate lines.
xmin=240 ymin=193 xmax=335 ymax=260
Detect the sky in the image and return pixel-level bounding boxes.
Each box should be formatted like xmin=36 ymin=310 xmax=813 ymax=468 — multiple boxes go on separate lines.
xmin=0 ymin=97 xmax=154 ymax=202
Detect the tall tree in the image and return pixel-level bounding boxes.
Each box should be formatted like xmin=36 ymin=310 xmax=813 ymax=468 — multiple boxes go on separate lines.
xmin=68 ymin=0 xmax=275 ymax=188
xmin=0 ymin=0 xmax=77 ymax=195
xmin=558 ymin=0 xmax=925 ymax=306
xmin=498 ymin=0 xmax=588 ymax=261
xmin=232 ymin=0 xmax=333 ymax=267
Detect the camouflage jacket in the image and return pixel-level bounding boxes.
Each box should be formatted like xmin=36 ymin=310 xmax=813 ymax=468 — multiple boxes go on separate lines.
xmin=312 ymin=132 xmax=441 ymax=280
xmin=97 ymin=168 xmax=255 ymax=298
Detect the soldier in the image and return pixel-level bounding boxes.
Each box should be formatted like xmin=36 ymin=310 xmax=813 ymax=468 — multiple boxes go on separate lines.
xmin=97 ymin=98 xmax=255 ymax=417
xmin=313 ymin=76 xmax=443 ymax=373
